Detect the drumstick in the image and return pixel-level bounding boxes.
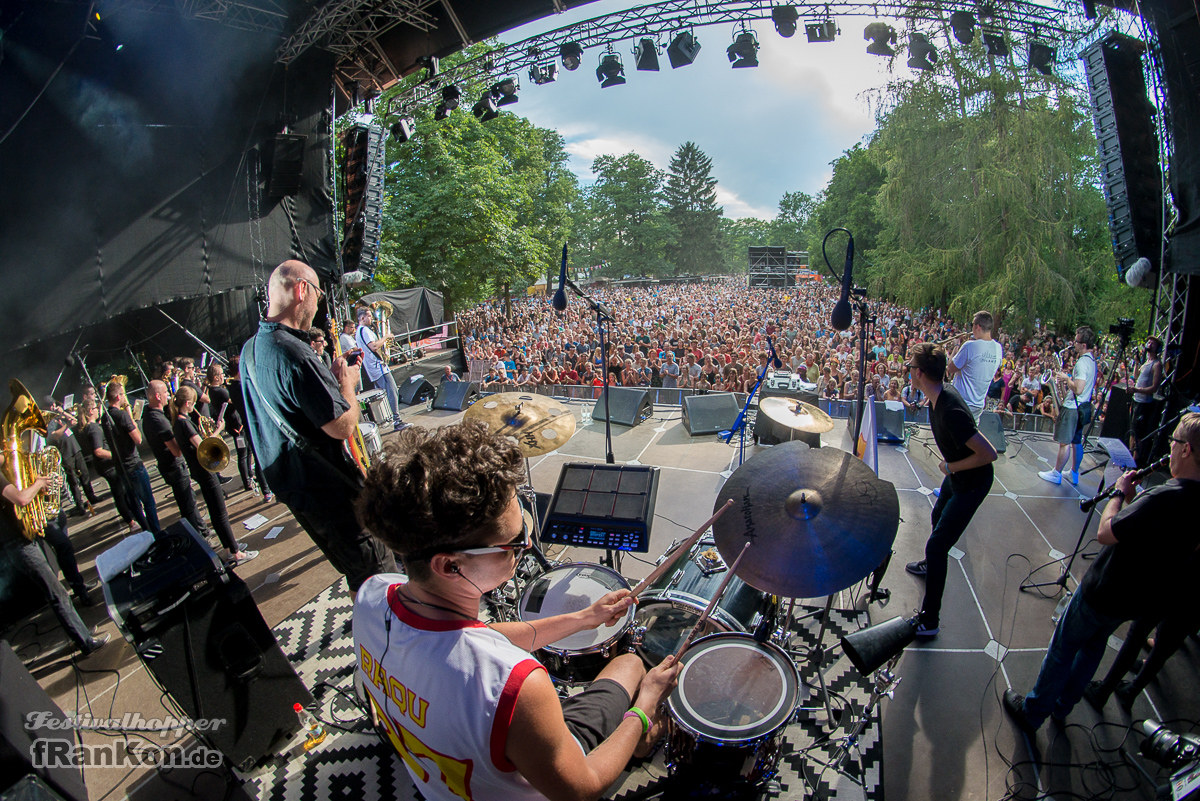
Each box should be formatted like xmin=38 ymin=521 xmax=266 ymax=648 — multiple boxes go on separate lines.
xmin=672 ymin=541 xmax=752 ymax=661
xmin=629 ymin=499 xmax=735 ymax=600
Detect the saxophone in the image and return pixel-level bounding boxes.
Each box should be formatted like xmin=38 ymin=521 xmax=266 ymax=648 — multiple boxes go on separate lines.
xmin=2 ymin=380 xmax=64 ymax=539
xmin=330 ymin=314 xmax=371 ymax=475
xmin=1040 ymin=348 xmax=1072 ymax=415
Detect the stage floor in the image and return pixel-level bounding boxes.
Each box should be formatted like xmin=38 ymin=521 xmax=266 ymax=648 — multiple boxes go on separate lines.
xmin=8 ymin=395 xmax=1197 ymax=801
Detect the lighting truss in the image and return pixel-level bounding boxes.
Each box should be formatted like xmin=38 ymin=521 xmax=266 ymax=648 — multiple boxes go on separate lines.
xmin=277 ymin=0 xmax=440 ymax=65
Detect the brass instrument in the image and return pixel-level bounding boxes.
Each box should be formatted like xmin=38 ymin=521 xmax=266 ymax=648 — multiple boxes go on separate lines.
xmin=934 ymin=331 xmax=972 ymax=348
xmin=106 ymin=374 xmax=132 ymax=416
xmin=197 ymin=402 xmax=230 ymax=473
xmin=2 ymin=380 xmax=65 ymax=539
xmin=331 ymin=310 xmax=370 ymax=474
xmin=1039 ymin=348 xmax=1072 ymax=414
xmin=370 ymin=300 xmax=395 ymax=364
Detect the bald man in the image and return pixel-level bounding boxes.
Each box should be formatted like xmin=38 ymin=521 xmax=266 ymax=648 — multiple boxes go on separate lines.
xmin=141 ymin=379 xmax=209 ymax=537
xmin=240 ymin=260 xmax=396 ymax=592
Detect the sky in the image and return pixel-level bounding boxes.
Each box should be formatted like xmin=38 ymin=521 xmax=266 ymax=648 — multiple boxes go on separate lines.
xmin=498 ymin=1 xmax=907 ymax=220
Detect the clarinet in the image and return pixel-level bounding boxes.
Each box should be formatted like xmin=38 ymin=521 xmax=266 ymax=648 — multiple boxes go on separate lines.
xmin=1079 ymin=455 xmax=1169 ymax=512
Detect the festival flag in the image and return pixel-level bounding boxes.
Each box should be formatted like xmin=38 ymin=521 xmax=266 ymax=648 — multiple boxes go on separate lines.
xmin=857 ymin=399 xmax=879 ymax=475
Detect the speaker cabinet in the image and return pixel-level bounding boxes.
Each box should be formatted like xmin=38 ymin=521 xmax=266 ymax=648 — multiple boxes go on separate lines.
xmin=1100 ymin=385 xmax=1132 ymax=439
xmin=433 ymin=381 xmax=480 ymax=411
xmin=977 ymin=411 xmax=1008 ymax=454
xmin=266 ymin=133 xmax=305 ymax=197
xmin=102 ymin=523 xmax=310 ymax=771
xmin=0 ymin=642 xmax=88 ymax=801
xmin=398 ymin=377 xmax=436 ymax=406
xmin=681 ymin=393 xmax=740 ymax=436
xmin=592 ymin=387 xmax=653 ymax=427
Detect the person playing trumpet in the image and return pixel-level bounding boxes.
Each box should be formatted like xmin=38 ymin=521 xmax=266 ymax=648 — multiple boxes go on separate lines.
xmin=945 ymin=311 xmax=1003 ymax=422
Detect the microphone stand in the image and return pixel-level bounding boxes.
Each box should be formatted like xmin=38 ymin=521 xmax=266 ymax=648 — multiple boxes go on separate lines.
xmin=158 ymin=309 xmax=229 ymax=367
xmin=850 ymin=292 xmax=872 ymax=456
xmin=720 ymin=337 xmax=780 ymax=466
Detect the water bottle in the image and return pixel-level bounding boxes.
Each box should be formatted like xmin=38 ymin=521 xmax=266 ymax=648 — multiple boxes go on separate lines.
xmin=581 ymin=405 xmax=592 ymax=426
xmin=1051 ymin=590 xmax=1072 ymax=625
xmin=294 ymin=703 xmax=327 ymax=751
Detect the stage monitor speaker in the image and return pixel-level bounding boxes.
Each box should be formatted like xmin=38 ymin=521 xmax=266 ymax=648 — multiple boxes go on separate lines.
xmin=433 ymin=381 xmax=480 ymax=411
xmin=1100 ymin=386 xmax=1132 ymax=439
xmin=681 ymin=392 xmax=740 ymax=436
xmin=102 ymin=522 xmax=310 ymax=771
xmin=592 ymin=387 xmax=653 ymax=427
xmin=875 ymin=402 xmax=906 ymax=443
xmin=266 ymin=133 xmax=305 ymax=197
xmin=978 ymin=411 xmax=1008 ymax=454
xmin=399 ymin=377 xmax=436 ymax=406
xmin=0 ymin=642 xmax=88 ymax=801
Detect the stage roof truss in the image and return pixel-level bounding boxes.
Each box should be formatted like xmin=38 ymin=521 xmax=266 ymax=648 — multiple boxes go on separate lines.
xmin=277 ymin=0 xmax=441 ymax=65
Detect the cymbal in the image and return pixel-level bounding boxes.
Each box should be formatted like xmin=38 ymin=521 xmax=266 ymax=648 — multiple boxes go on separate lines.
xmin=464 ymin=393 xmax=577 ymax=456
xmin=757 ymin=396 xmax=835 ymax=434
xmin=713 ymin=442 xmax=899 ymax=598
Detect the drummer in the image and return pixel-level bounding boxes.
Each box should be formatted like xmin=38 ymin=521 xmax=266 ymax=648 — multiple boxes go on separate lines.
xmin=352 ymin=420 xmax=681 ymax=801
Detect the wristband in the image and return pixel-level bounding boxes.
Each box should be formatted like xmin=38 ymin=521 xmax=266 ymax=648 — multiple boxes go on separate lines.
xmin=623 ymin=707 xmax=650 ymax=736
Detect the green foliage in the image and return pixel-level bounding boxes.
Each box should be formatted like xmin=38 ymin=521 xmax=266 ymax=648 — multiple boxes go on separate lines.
xmin=575 ymin=152 xmax=671 ymax=278
xmin=718 ymin=216 xmax=774 ymax=273
xmin=662 ymin=142 xmax=724 ymax=275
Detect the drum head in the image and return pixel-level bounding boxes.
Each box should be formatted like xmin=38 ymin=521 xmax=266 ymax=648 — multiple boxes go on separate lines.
xmin=669 ymin=634 xmax=799 ymax=744
xmin=518 ymin=564 xmax=632 ymax=653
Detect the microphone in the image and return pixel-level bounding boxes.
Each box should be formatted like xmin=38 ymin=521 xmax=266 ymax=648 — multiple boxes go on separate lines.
xmin=552 ymin=243 xmax=568 ymax=312
xmin=830 ymin=232 xmax=854 ymax=331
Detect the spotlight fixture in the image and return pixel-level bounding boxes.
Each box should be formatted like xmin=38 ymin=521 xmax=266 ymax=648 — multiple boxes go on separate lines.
xmin=727 ymin=26 xmax=759 ymax=68
xmin=772 ymin=4 xmax=799 ymax=38
xmin=1028 ymin=41 xmax=1056 ymax=75
xmin=390 ymin=117 xmax=414 ymax=142
xmin=907 ymin=32 xmax=938 ymax=71
xmin=840 ymin=616 xmax=918 ymax=676
xmin=491 ymin=77 xmax=518 ymax=106
xmin=634 ymin=37 xmax=660 ymax=71
xmin=472 ymin=91 xmax=498 ymax=121
xmin=560 ymin=41 xmax=583 ymax=71
xmin=667 ymin=30 xmax=701 ymax=68
xmin=949 ymin=11 xmax=976 ymax=44
xmin=596 ymin=49 xmax=626 ymax=87
xmin=983 ymin=31 xmax=1009 ymax=57
xmin=417 ymin=55 xmax=439 ymax=80
xmin=805 ymin=19 xmax=837 ymax=43
xmin=864 ymin=22 xmax=897 ymax=56
xmin=529 ymin=62 xmax=558 ymax=85
xmin=434 ymin=84 xmax=461 ymax=120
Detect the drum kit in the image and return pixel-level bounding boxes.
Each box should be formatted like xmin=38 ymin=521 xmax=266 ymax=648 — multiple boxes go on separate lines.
xmin=465 ymin=393 xmax=901 ymax=795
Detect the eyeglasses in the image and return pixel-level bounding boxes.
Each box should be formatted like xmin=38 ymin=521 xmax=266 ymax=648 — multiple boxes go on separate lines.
xmin=299 ymin=278 xmax=325 ymax=299
xmin=1171 ymin=437 xmax=1189 ymax=446
xmin=456 ymin=518 xmax=531 ymax=556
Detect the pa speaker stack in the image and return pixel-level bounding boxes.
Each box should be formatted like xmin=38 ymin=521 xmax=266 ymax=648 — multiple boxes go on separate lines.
xmin=592 ymin=387 xmax=653 ymax=427
xmin=433 ymin=381 xmax=480 ymax=411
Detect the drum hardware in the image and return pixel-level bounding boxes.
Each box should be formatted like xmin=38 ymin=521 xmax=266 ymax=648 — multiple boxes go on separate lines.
xmin=628 ymin=499 xmax=734 ymax=600
xmin=672 ymin=542 xmax=750 ymax=660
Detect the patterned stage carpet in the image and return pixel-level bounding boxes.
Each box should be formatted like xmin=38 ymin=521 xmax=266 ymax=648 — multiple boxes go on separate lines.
xmin=247 ymin=580 xmax=885 ymax=801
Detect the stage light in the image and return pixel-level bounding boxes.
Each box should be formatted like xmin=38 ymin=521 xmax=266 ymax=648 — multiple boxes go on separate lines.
xmin=983 ymin=31 xmax=1009 ymax=57
xmin=596 ymin=50 xmax=626 ymax=87
xmin=667 ymin=30 xmax=701 ymax=68
xmin=805 ymin=19 xmax=837 ymax=43
xmin=560 ymin=41 xmax=583 ymax=71
xmin=529 ymin=62 xmax=558 ymax=85
xmin=1028 ymin=41 xmax=1056 ymax=75
xmin=417 ymin=55 xmax=439 ymax=81
xmin=727 ymin=26 xmax=759 ymax=68
xmin=840 ymin=616 xmax=918 ymax=676
xmin=772 ymin=5 xmax=799 ymax=38
xmin=907 ymin=32 xmax=939 ymax=71
xmin=491 ymin=77 xmax=519 ymax=106
xmin=864 ymin=22 xmax=897 ymax=56
xmin=472 ymin=92 xmax=498 ymax=121
xmin=390 ymin=118 xmax=414 ymax=142
xmin=634 ymin=37 xmax=660 ymax=71
xmin=434 ymin=84 xmax=460 ymax=120
xmin=949 ymin=11 xmax=976 ymax=44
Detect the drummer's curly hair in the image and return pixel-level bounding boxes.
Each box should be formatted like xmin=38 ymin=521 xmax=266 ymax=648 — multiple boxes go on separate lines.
xmin=356 ymin=420 xmax=525 ymax=579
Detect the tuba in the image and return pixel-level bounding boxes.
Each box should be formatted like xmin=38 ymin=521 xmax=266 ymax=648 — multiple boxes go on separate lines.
xmin=2 ymin=380 xmax=64 ymax=539
xmin=196 ymin=402 xmax=230 ymax=473
xmin=370 ymin=300 xmax=395 ymax=364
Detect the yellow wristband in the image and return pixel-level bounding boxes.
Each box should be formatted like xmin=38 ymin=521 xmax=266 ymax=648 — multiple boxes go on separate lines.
xmin=623 ymin=707 xmax=650 ymax=736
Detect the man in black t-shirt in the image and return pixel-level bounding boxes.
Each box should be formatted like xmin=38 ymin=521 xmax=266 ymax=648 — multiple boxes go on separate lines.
xmin=142 ymin=380 xmax=207 ymax=536
xmin=1004 ymin=413 xmax=1200 ymax=733
xmin=241 ymin=260 xmax=396 ymax=593
xmin=902 ymin=343 xmax=998 ymax=638
xmin=105 ymin=382 xmax=162 ymax=536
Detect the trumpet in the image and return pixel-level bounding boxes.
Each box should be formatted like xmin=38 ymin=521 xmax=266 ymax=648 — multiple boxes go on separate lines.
xmin=197 ymin=401 xmax=230 ymax=473
xmin=934 ymin=331 xmax=972 ymax=348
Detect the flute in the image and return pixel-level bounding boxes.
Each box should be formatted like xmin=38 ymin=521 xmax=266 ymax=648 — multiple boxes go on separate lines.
xmin=1079 ymin=455 xmax=1169 ymax=512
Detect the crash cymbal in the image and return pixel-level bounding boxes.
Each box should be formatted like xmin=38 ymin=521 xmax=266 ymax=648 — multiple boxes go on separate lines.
xmin=713 ymin=442 xmax=898 ymax=598
xmin=464 ymin=392 xmax=577 ymax=456
xmin=757 ymin=396 xmax=835 ymax=434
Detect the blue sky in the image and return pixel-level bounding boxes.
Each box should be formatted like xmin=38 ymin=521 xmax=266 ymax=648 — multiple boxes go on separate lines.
xmin=500 ymin=1 xmax=904 ymax=219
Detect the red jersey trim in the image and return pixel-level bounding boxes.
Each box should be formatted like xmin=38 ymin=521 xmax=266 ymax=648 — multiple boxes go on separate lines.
xmin=386 ymin=583 xmax=487 ymax=632
xmin=490 ymin=658 xmax=546 ymax=772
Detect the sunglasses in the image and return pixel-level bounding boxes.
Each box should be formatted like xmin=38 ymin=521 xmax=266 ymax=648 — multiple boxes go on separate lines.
xmin=455 ymin=517 xmax=531 ymax=556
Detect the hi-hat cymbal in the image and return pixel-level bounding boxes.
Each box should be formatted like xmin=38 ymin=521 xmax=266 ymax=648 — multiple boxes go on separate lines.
xmin=758 ymin=396 xmax=835 ymax=434
xmin=713 ymin=442 xmax=899 ymax=598
xmin=464 ymin=392 xmax=577 ymax=456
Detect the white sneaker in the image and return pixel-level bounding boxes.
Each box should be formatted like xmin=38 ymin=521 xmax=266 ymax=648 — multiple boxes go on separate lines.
xmin=1068 ymin=470 xmax=1079 ymax=485
xmin=1038 ymin=470 xmax=1062 ymax=485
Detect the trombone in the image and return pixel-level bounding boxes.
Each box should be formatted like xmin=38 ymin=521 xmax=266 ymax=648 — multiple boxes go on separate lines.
xmin=197 ymin=401 xmax=230 ymax=473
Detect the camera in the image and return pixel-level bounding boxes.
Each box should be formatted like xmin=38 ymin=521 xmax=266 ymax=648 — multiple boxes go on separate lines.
xmin=1110 ymin=318 xmax=1135 ymax=338
xmin=344 ymin=348 xmax=364 ymax=367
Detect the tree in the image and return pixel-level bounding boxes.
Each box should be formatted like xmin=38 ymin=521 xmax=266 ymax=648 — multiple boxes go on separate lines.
xmin=662 ymin=142 xmax=724 ymax=275
xmin=717 ymin=217 xmax=774 ymax=274
xmin=770 ymin=191 xmax=816 ymax=252
xmin=578 ymin=152 xmax=670 ymax=277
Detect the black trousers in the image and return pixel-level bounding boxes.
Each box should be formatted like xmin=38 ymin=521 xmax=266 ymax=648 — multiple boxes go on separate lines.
xmin=64 ymin=450 xmax=99 ymax=509
xmin=3 ymin=538 xmax=91 ymax=648
xmin=193 ymin=469 xmax=237 ymax=553
xmin=920 ymin=473 xmax=991 ymax=628
xmin=291 ymin=500 xmax=396 ymax=593
xmin=41 ymin=512 xmax=87 ymax=595
xmin=161 ymin=460 xmax=207 ymax=536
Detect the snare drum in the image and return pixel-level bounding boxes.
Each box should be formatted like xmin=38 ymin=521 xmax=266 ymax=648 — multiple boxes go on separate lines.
xmin=633 ymin=538 xmax=774 ymax=666
xmin=666 ymin=633 xmax=801 ymax=783
xmin=517 ymin=563 xmax=634 ymax=684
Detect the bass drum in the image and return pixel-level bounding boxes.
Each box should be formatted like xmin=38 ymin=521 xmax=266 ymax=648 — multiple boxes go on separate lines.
xmin=633 ymin=538 xmax=775 ymax=667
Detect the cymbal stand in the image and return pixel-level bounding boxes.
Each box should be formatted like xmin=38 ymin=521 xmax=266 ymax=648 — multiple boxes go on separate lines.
xmin=804 ymin=653 xmax=903 ymax=799
xmin=784 ymin=594 xmax=839 ymax=729
xmin=720 ymin=335 xmax=780 ymax=466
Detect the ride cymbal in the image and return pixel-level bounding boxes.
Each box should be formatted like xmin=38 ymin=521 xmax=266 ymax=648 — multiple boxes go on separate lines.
xmin=757 ymin=396 xmax=835 ymax=434
xmin=713 ymin=442 xmax=899 ymax=598
xmin=464 ymin=392 xmax=577 ymax=456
